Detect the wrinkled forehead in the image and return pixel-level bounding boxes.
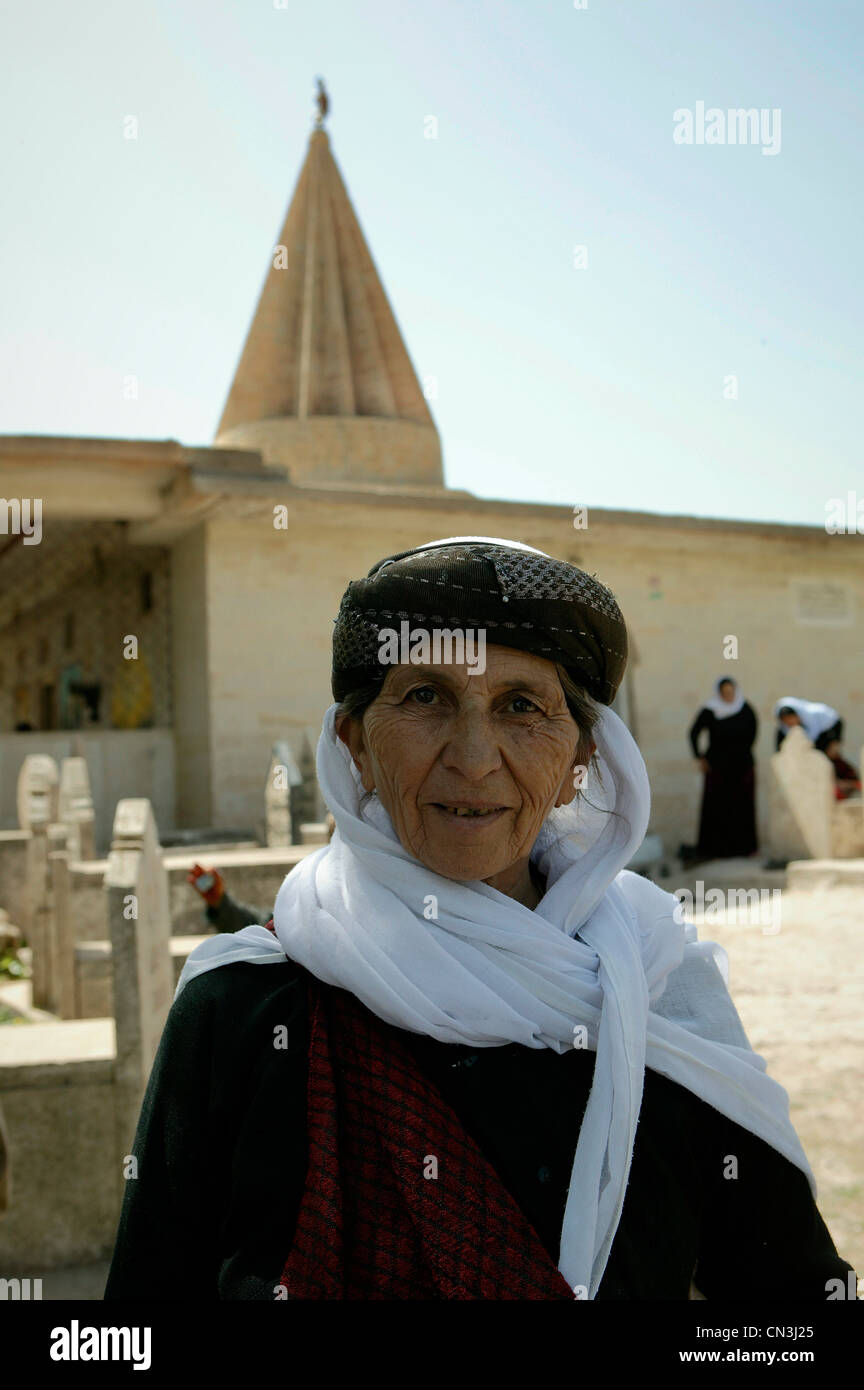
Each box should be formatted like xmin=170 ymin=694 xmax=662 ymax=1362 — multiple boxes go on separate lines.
xmin=380 ymin=645 xmax=569 ymax=690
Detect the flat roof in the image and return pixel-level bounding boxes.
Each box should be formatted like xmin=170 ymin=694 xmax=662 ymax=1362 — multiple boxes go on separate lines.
xmin=1 ymin=432 xmax=859 ymax=543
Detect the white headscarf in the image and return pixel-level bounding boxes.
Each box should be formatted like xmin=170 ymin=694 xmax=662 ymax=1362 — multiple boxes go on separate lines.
xmin=176 ymin=701 xmax=815 ymax=1299
xmin=774 ymin=696 xmax=840 ymax=741
xmin=703 ymin=676 xmax=746 ymax=720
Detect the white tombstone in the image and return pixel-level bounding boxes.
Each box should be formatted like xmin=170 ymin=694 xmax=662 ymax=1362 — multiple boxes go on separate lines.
xmin=17 ymin=756 xmax=60 ymax=1009
xmin=49 ymin=844 xmax=76 ymax=1019
xmin=105 ymin=799 xmax=174 ymax=1155
xmin=17 ymin=754 xmax=59 ymax=830
xmin=36 ymin=822 xmax=71 ymax=1015
xmin=58 ymin=756 xmax=96 ymax=860
xmin=766 ymin=726 xmax=835 ymax=860
xmin=265 ymin=741 xmax=302 ymax=847
xmin=303 ymin=726 xmax=325 ymax=822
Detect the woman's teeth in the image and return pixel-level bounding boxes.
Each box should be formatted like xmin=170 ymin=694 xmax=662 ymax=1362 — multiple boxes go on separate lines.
xmin=441 ymin=806 xmax=501 ymax=817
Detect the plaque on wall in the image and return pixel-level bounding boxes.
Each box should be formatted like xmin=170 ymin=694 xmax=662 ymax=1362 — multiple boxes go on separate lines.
xmin=792 ymin=581 xmax=854 ymax=626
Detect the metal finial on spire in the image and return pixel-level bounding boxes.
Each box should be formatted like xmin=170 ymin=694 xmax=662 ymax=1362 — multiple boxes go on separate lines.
xmin=314 ymin=77 xmax=329 ymax=129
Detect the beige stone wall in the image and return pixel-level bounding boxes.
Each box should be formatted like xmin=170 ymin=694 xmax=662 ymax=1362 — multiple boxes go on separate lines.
xmin=169 ymin=527 xmax=212 ymax=829
xmin=203 ymin=511 xmax=360 ymax=828
xmin=198 ymin=499 xmax=863 ymax=855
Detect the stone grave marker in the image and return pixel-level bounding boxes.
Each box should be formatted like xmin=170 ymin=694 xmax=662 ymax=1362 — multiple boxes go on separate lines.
xmin=265 ymin=741 xmax=303 ymax=846
xmin=105 ymin=798 xmax=173 ymax=1156
xmin=58 ymin=756 xmax=96 ymax=861
xmin=301 ymin=726 xmax=324 ymax=823
xmin=17 ymin=755 xmax=60 ymax=1009
xmin=16 ymin=753 xmax=59 ymax=833
xmin=49 ymin=840 xmax=76 ymax=1019
xmin=766 ymin=726 xmax=834 ymax=860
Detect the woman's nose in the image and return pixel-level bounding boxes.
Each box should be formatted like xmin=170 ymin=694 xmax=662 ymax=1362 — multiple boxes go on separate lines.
xmin=438 ymin=709 xmax=503 ymax=778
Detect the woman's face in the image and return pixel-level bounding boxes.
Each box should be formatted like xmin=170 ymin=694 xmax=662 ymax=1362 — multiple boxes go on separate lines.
xmin=336 ymin=645 xmax=594 ymax=891
xmin=719 ymin=681 xmax=736 ymax=702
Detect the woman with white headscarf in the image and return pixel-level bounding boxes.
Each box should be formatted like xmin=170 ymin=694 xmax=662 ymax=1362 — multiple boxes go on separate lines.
xmin=104 ymin=539 xmax=853 ymax=1301
xmin=686 ymin=677 xmax=758 ymax=862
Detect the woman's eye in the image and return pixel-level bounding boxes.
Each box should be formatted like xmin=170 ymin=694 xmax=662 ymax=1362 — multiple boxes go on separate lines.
xmin=510 ymin=695 xmax=540 ymax=713
xmin=405 ymin=688 xmax=540 ymax=712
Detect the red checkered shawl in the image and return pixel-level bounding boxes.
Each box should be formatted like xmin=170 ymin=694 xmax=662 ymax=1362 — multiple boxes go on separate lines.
xmin=261 ymin=919 xmax=575 ymax=1300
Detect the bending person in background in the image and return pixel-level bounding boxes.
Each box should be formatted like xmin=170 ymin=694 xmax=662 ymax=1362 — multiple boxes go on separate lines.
xmin=774 ymin=697 xmax=842 ymax=753
xmin=187 ymin=864 xmax=266 ymax=933
xmin=187 ymin=815 xmax=337 ymax=933
xmin=688 ymin=676 xmax=758 ymax=860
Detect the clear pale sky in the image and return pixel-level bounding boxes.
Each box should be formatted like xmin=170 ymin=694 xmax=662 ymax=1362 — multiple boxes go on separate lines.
xmin=1 ymin=0 xmax=861 ymax=526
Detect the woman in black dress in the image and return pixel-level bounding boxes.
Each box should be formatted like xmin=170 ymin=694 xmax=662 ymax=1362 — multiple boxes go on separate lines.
xmin=688 ymin=677 xmax=758 ymax=859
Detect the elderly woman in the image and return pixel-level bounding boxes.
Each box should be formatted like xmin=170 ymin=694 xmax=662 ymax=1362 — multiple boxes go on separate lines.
xmin=104 ymin=538 xmax=854 ymax=1301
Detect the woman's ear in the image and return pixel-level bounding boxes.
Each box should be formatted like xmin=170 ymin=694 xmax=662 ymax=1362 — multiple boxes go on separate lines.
xmin=576 ymin=738 xmax=597 ymax=773
xmin=335 ymin=714 xmax=376 ymax=792
xmin=554 ymin=738 xmax=596 ymax=808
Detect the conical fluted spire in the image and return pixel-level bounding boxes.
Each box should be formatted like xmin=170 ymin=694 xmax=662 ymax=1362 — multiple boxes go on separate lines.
xmin=215 ymin=127 xmax=443 ymax=487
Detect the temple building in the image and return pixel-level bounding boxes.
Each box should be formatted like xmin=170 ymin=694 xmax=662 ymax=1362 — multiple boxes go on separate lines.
xmin=1 ymin=109 xmax=861 ymax=856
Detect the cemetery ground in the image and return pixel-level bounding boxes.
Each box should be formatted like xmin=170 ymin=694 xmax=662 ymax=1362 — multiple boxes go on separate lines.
xmin=693 ymin=882 xmax=864 ymax=1281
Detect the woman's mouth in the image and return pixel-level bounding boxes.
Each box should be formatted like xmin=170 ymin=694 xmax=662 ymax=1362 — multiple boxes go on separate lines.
xmin=431 ymin=804 xmax=509 ymax=822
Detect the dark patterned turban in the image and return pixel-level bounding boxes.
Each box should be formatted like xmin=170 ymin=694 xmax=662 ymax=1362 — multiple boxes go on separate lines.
xmin=331 ymin=537 xmax=628 ymax=707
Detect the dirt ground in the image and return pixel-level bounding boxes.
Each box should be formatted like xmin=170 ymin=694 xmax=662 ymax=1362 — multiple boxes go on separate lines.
xmin=687 ymin=885 xmax=863 ymax=1280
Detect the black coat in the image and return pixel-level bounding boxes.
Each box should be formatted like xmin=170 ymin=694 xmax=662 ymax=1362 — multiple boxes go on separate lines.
xmin=103 ymin=958 xmax=853 ymax=1301
xmin=204 ymin=891 xmax=266 ymax=933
